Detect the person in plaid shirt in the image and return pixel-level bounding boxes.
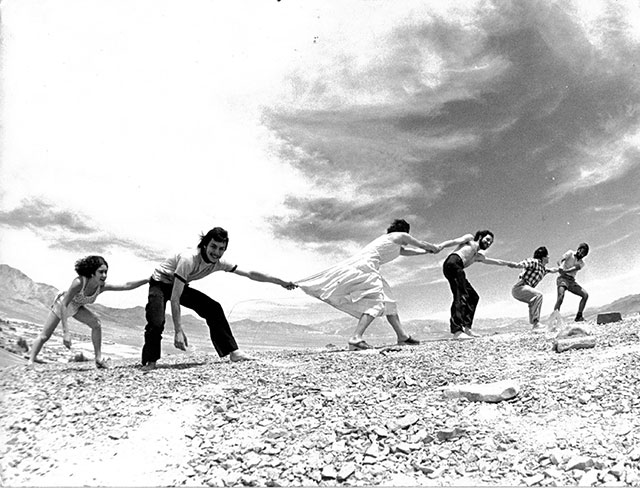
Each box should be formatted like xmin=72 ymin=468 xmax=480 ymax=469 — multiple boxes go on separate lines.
xmin=510 ymin=246 xmax=559 ymax=330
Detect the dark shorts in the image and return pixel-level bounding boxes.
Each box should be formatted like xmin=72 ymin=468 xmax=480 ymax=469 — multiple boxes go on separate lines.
xmin=557 ymin=275 xmax=585 ymax=295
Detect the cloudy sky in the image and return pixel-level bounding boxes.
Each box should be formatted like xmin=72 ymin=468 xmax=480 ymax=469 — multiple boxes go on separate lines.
xmin=1 ymin=0 xmax=639 ymax=326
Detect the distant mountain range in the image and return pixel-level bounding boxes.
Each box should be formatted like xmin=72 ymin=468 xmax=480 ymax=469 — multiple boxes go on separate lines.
xmin=1 ymin=263 xmax=639 ymax=348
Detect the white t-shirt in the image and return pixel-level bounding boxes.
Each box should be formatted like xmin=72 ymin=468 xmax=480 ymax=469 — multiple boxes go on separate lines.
xmin=559 ymin=250 xmax=584 ymax=277
xmin=151 ymin=249 xmax=237 ymax=284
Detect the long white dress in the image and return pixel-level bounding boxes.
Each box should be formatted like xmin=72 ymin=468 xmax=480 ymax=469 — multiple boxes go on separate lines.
xmin=297 ymin=233 xmax=402 ymax=319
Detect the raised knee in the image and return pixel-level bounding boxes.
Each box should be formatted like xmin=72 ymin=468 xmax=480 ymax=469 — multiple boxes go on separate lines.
xmin=89 ymin=319 xmax=102 ymax=330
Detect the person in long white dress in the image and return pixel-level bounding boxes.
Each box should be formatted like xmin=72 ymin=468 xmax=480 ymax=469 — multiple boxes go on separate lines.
xmin=296 ymin=219 xmax=441 ymax=350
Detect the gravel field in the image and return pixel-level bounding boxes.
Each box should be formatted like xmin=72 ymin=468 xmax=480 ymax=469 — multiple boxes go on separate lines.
xmin=1 ymin=317 xmax=640 ymax=486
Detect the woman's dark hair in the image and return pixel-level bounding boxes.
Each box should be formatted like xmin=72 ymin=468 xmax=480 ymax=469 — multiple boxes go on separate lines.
xmin=474 ymin=229 xmax=494 ymax=241
xmin=533 ymin=246 xmax=548 ymax=260
xmin=198 ymin=227 xmax=229 ymax=249
xmin=387 ymin=219 xmax=410 ymax=234
xmin=75 ymin=256 xmax=108 ymax=278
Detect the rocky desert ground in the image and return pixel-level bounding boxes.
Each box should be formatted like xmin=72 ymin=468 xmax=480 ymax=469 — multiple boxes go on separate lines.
xmin=1 ymin=315 xmax=640 ymax=486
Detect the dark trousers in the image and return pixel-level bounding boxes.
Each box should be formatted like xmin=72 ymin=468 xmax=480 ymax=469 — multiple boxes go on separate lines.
xmin=141 ymin=280 xmax=238 ymax=365
xmin=443 ymin=254 xmax=479 ymax=333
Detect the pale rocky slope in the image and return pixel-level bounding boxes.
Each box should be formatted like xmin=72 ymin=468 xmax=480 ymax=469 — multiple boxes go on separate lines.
xmin=1 ymin=317 xmax=640 ymax=487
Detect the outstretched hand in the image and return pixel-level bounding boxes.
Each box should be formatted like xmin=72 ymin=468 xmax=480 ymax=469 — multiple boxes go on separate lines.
xmin=174 ymin=330 xmax=188 ymax=351
xmin=282 ymin=282 xmax=298 ymax=290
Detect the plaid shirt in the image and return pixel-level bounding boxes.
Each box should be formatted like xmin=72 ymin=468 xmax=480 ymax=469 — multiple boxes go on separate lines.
xmin=515 ymin=258 xmax=549 ymax=288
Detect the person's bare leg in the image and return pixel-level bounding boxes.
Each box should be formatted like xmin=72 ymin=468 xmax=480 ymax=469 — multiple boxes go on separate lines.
xmin=351 ymin=314 xmax=375 ymax=343
xmin=387 ymin=314 xmax=409 ymax=341
xmin=74 ymin=307 xmax=106 ymax=367
xmin=29 ymin=312 xmax=60 ymax=364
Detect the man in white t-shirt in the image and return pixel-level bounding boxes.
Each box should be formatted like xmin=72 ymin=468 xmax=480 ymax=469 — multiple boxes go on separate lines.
xmin=141 ymin=227 xmax=296 ymax=370
xmin=551 ymin=242 xmax=589 ymax=322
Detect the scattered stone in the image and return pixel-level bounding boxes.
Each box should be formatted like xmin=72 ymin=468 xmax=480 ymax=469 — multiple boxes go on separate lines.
xmin=321 ymin=465 xmax=337 ymax=479
xmin=628 ymin=446 xmax=640 ymax=461
xmin=565 ymin=456 xmax=594 ymax=471
xmin=337 ymin=462 xmax=356 ymax=481
xmin=578 ymin=393 xmax=591 ymax=404
xmin=609 ymin=463 xmax=625 ymax=479
xmin=543 ymin=467 xmax=563 ymax=479
xmin=444 ymin=380 xmax=519 ymax=402
xmin=364 ymin=442 xmax=380 ymax=458
xmin=385 ymin=473 xmax=419 ymax=486
xmin=16 ymin=337 xmax=29 ymax=352
xmin=524 ymin=473 xmax=545 ymax=486
xmin=70 ymin=351 xmax=90 ymax=362
xmin=371 ymin=425 xmax=389 ymax=437
xmin=412 ymin=462 xmax=435 ymax=475
xmin=393 ymin=442 xmax=418 ymax=454
xmin=597 ymin=312 xmax=622 ymax=324
xmin=436 ymin=427 xmax=466 ymax=441
xmin=107 ymin=429 xmax=127 ymax=440
xmin=553 ymin=335 xmax=596 ymax=353
xmin=395 ymin=413 xmax=419 ymax=429
xmin=578 ymin=469 xmax=600 ymax=486
xmin=548 ymin=448 xmax=571 ymax=465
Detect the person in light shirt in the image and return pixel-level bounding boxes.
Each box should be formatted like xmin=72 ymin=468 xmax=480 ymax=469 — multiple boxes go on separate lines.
xmin=551 ymin=243 xmax=590 ymax=322
xmin=141 ymin=227 xmax=296 ymax=370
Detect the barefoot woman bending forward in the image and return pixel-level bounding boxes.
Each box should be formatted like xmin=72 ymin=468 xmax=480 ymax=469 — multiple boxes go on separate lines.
xmin=29 ymin=256 xmax=149 ymax=368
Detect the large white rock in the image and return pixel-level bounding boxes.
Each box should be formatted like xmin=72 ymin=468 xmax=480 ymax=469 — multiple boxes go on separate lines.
xmin=444 ymin=380 xmax=519 ymax=403
xmin=553 ymin=335 xmax=596 ymax=353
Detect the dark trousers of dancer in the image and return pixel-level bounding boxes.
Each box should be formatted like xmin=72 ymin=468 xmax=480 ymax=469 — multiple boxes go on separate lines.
xmin=443 ymin=254 xmax=479 ymax=334
xmin=141 ymin=279 xmax=238 ymax=365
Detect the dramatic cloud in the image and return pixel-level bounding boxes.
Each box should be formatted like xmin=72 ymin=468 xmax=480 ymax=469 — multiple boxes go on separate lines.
xmin=265 ymin=0 xmax=640 ymax=249
xmin=47 ymin=236 xmax=165 ymax=261
xmin=0 ymin=199 xmax=96 ymax=234
xmin=0 ymin=199 xmax=164 ymax=260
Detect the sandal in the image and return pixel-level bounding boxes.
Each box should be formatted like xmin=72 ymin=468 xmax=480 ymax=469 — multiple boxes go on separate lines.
xmin=348 ymin=340 xmax=372 ymax=351
xmin=398 ymin=336 xmax=420 ymax=346
xmin=95 ymin=357 xmax=110 ymax=369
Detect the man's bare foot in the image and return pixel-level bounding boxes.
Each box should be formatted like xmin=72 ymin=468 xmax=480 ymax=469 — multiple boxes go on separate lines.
xmin=463 ymin=327 xmax=481 ymax=338
xmin=452 ymin=331 xmax=473 ymax=340
xmin=229 ymin=350 xmax=255 ymax=362
xmin=95 ymin=357 xmax=110 ymax=369
xmin=141 ymin=361 xmax=157 ymax=372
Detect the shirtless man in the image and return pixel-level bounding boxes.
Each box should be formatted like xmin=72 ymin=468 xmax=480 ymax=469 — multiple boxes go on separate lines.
xmin=436 ymin=230 xmax=516 ymax=339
